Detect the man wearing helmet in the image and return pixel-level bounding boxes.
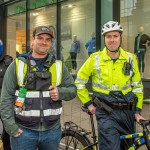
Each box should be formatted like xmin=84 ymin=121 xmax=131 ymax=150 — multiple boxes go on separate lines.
xmin=75 ymin=21 xmax=145 ymax=150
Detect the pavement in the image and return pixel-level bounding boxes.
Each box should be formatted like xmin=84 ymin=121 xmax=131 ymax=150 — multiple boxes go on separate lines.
xmin=61 ymin=97 xmax=150 ymax=150
xmin=0 ymin=97 xmax=149 ymax=150
xmin=61 ymin=97 xmax=150 ymax=132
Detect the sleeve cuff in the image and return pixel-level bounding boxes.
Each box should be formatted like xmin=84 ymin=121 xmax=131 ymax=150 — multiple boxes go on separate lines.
xmin=84 ymin=101 xmax=92 ymax=108
xmin=135 ymin=107 xmax=141 ymax=114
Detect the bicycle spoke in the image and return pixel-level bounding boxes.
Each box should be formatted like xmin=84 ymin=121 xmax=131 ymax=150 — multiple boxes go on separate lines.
xmin=60 ymin=134 xmax=85 ymax=150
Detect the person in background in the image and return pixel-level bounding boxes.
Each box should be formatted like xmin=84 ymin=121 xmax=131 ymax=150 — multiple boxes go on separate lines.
xmin=75 ymin=21 xmax=145 ymax=150
xmin=70 ymin=35 xmax=80 ymax=74
xmin=134 ymin=26 xmax=150 ymax=78
xmin=0 ymin=26 xmax=76 ymax=150
xmin=0 ymin=39 xmax=13 ymax=150
xmin=85 ymin=32 xmax=96 ymax=56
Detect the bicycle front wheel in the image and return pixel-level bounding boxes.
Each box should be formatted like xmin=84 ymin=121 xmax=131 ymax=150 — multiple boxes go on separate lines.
xmin=59 ymin=129 xmax=92 ymax=150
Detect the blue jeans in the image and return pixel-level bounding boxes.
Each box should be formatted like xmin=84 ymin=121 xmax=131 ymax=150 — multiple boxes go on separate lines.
xmin=10 ymin=123 xmax=61 ymax=150
xmin=136 ymin=50 xmax=146 ymax=72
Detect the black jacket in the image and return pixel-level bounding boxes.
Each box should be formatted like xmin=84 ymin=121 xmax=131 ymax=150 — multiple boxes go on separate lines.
xmin=0 ymin=55 xmax=13 ymax=93
xmin=134 ymin=34 xmax=150 ymax=53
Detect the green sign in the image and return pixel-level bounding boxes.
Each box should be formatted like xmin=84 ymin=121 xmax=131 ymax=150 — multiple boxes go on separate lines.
xmin=16 ymin=0 xmax=65 ymax=13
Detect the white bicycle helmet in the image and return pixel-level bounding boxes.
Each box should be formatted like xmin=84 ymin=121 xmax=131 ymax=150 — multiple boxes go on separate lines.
xmin=101 ymin=21 xmax=123 ymax=35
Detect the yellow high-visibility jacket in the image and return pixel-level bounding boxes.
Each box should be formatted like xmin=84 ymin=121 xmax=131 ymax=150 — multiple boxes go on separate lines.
xmin=75 ymin=47 xmax=143 ymax=110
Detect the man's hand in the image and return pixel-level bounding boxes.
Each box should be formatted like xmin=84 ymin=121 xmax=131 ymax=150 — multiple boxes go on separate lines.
xmin=49 ymin=86 xmax=59 ymax=101
xmin=135 ymin=113 xmax=146 ymax=122
xmin=13 ymin=128 xmax=23 ymax=137
xmin=88 ymin=104 xmax=96 ymax=114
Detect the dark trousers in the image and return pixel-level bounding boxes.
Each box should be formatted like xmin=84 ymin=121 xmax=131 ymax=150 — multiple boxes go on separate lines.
xmin=2 ymin=128 xmax=11 ymax=150
xmin=136 ymin=50 xmax=146 ymax=72
xmin=0 ymin=117 xmax=11 ymax=150
xmin=96 ymin=108 xmax=135 ymax=150
xmin=70 ymin=52 xmax=77 ymax=70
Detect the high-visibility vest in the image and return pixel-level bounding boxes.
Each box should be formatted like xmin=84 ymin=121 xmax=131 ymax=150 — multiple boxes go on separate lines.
xmin=16 ymin=58 xmax=62 ymax=87
xmin=14 ymin=58 xmax=63 ymax=129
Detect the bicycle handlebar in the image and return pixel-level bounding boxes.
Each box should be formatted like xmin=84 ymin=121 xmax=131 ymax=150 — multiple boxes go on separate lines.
xmin=139 ymin=119 xmax=150 ymax=149
xmin=139 ymin=119 xmax=150 ymax=127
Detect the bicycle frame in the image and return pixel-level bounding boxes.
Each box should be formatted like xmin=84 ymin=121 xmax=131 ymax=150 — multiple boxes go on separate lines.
xmin=81 ymin=106 xmax=98 ymax=150
xmin=62 ymin=118 xmax=98 ymax=150
xmin=60 ymin=102 xmax=150 ymax=150
xmin=61 ymin=107 xmax=99 ymax=150
xmin=120 ymin=119 xmax=150 ymax=150
xmin=120 ymin=132 xmax=144 ymax=149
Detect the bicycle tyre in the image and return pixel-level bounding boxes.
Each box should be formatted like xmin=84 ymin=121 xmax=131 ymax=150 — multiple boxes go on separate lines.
xmin=59 ymin=129 xmax=92 ymax=150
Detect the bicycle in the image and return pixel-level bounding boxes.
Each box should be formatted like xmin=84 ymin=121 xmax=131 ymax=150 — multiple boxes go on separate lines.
xmin=59 ymin=97 xmax=150 ymax=150
xmin=59 ymin=106 xmax=98 ymax=150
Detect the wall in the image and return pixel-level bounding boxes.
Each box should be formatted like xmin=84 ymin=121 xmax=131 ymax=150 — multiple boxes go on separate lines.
xmin=6 ymin=18 xmax=16 ymax=58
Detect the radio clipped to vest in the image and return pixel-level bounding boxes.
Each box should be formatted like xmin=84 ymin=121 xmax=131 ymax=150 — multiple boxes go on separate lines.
xmin=15 ymin=87 xmax=27 ymax=114
xmin=122 ymin=62 xmax=131 ymax=75
xmin=25 ymin=72 xmax=36 ymax=90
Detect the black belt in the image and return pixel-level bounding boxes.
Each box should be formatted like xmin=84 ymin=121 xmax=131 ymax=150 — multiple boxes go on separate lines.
xmin=110 ymin=103 xmax=132 ymax=110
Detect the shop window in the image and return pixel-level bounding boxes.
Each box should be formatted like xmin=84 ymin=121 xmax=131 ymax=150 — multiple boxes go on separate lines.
xmin=6 ymin=0 xmax=57 ymax=58
xmin=5 ymin=0 xmax=96 ymax=67
xmin=61 ymin=0 xmax=96 ymax=74
xmin=5 ymin=1 xmax=26 ymax=58
xmin=121 ymin=0 xmax=150 ymax=79
xmin=6 ymin=13 xmax=26 ymax=58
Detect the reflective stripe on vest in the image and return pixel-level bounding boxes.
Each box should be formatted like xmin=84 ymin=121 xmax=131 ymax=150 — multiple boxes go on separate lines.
xmin=76 ymin=83 xmax=86 ymax=89
xmin=131 ymin=81 xmax=141 ymax=86
xmin=132 ymin=88 xmax=143 ymax=92
xmin=94 ymin=54 xmax=101 ymax=82
xmin=43 ymin=107 xmax=62 ymax=116
xmin=16 ymin=58 xmax=62 ymax=86
xmin=50 ymin=60 xmax=62 ymax=86
xmin=15 ymin=90 xmax=50 ymax=98
xmin=18 ymin=107 xmax=62 ymax=117
xmin=16 ymin=58 xmax=27 ymax=87
xmin=92 ymin=82 xmax=131 ymax=91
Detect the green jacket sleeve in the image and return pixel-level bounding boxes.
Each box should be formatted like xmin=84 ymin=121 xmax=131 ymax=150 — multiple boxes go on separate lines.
xmin=0 ymin=61 xmax=19 ymax=136
xmin=58 ymin=62 xmax=77 ymax=101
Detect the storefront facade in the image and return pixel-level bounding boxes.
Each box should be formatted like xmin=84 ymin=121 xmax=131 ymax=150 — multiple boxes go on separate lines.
xmin=120 ymin=0 xmax=150 ymax=100
xmin=0 ymin=0 xmax=118 ymax=67
xmin=0 ymin=0 xmax=150 ymax=99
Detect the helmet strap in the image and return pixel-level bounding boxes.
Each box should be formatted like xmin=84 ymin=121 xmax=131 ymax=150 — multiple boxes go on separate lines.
xmin=104 ymin=34 xmax=122 ymax=53
xmin=108 ymin=49 xmax=119 ymax=53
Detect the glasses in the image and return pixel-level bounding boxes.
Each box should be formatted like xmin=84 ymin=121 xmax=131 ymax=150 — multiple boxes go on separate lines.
xmin=36 ymin=36 xmax=51 ymax=43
